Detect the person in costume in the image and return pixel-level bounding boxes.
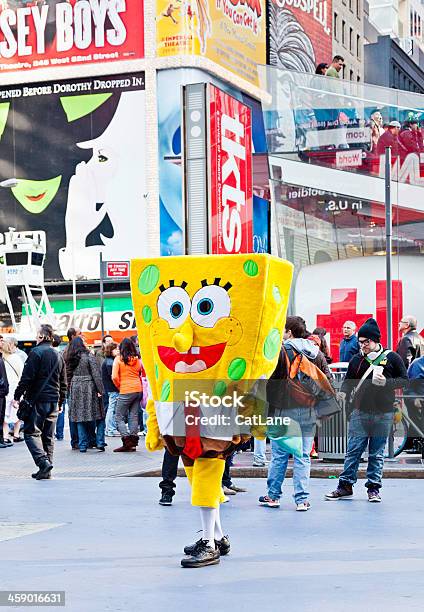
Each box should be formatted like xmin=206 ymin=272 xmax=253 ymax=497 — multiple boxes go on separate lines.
xmin=131 ymin=254 xmax=293 ymax=567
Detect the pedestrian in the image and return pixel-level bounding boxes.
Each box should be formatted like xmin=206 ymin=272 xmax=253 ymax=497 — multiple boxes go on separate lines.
xmin=339 ymin=320 xmax=360 ymax=362
xmin=159 ymin=449 xmax=180 ymax=505
xmin=315 ymin=62 xmax=328 ymax=75
xmin=2 ymin=337 xmax=25 ymax=444
xmin=0 ymin=341 xmax=10 ymax=449
xmin=112 ymin=337 xmax=143 ymax=452
xmin=222 ymin=453 xmax=247 ymax=496
xmin=399 ymin=119 xmax=423 ymax=154
xmin=5 ymin=337 xmax=28 ymax=365
xmin=396 ymin=315 xmax=424 ymax=368
xmin=326 ymin=318 xmax=408 ymax=502
xmin=325 ymin=55 xmax=344 ymax=78
xmin=63 ymin=327 xmax=82 ymax=449
xmin=101 ymin=341 xmax=120 ymax=437
xmin=252 ymin=437 xmax=268 ymax=467
xmin=13 ymin=325 xmax=67 ymax=479
xmin=312 ymin=327 xmax=332 ymax=363
xmin=67 ymin=337 xmax=105 ymax=452
xmin=259 ymin=316 xmax=319 ymax=511
xmin=376 ymin=120 xmax=403 ymax=157
xmin=95 ymin=334 xmax=114 ymax=368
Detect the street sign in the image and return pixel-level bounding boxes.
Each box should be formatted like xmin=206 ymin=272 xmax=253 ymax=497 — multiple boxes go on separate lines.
xmin=105 ymin=261 xmax=130 ymax=279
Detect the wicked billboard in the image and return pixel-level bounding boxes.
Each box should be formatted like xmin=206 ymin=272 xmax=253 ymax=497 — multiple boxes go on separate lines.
xmin=0 ymin=72 xmax=148 ymax=281
xmin=0 ymin=0 xmax=144 ymax=73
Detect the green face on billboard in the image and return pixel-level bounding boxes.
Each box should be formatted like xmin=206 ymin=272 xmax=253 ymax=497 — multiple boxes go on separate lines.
xmin=11 ymin=176 xmax=62 ymax=213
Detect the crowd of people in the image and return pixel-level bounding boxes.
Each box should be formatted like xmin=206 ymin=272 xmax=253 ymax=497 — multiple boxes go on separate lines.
xmin=1 ymin=313 xmax=423 ymax=509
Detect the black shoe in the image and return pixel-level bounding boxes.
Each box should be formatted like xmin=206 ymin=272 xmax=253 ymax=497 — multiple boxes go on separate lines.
xmin=0 ymin=438 xmax=12 ymax=448
xmin=35 ymin=459 xmax=53 ymax=480
xmin=159 ymin=491 xmax=173 ymax=506
xmin=325 ymin=484 xmax=353 ymax=500
xmin=32 ymin=470 xmax=51 ymax=480
xmin=181 ymin=540 xmax=220 ymax=568
xmin=184 ymin=535 xmax=230 ymax=556
xmin=96 ymin=446 xmax=106 ymax=452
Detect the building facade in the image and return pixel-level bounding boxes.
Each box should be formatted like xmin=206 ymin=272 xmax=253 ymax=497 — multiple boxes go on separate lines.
xmin=332 ymin=0 xmax=364 ymax=81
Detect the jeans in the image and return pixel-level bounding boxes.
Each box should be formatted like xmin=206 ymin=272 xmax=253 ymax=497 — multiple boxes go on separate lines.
xmin=77 ymin=420 xmax=106 ymax=451
xmin=267 ymin=407 xmax=316 ymax=504
xmin=55 ymin=400 xmax=66 ymax=440
xmin=222 ymin=453 xmax=234 ymax=488
xmin=339 ymin=409 xmax=393 ymax=490
xmin=159 ymin=449 xmax=179 ymax=496
xmin=115 ymin=392 xmax=142 ymax=436
xmin=253 ymin=438 xmax=266 ymax=463
xmin=24 ymin=401 xmax=58 ymax=466
xmin=105 ymin=391 xmax=119 ymax=434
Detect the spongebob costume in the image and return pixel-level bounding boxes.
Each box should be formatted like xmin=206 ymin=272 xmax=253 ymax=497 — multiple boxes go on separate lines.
xmin=131 ymin=254 xmax=293 ymax=565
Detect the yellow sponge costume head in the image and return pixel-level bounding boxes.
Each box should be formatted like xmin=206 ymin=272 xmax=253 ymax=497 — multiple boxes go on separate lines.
xmin=130 ymin=254 xmax=293 ymax=401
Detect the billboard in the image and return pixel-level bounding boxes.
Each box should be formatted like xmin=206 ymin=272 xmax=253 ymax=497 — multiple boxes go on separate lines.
xmin=0 ymin=0 xmax=144 ymax=74
xmin=268 ymin=0 xmax=332 ymax=72
xmin=156 ymin=0 xmax=266 ymax=86
xmin=209 ymin=84 xmax=252 ymax=253
xmin=0 ymin=72 xmax=147 ymax=281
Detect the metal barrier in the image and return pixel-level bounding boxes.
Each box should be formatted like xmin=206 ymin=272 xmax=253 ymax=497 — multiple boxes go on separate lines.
xmin=318 ymin=362 xmax=349 ymax=461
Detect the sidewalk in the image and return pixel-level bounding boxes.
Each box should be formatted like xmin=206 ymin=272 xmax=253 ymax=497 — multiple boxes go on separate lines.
xmin=3 ymin=435 xmax=424 ymax=479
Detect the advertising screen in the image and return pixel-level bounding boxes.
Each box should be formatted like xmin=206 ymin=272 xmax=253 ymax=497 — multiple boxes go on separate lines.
xmin=0 ymin=72 xmax=147 ymax=281
xmin=0 ymin=0 xmax=144 ymax=73
xmin=209 ymin=84 xmax=253 ymax=254
xmin=268 ymin=0 xmax=332 ymax=72
xmin=156 ymin=0 xmax=266 ymax=86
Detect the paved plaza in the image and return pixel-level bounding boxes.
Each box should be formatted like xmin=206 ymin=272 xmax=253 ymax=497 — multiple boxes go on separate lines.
xmin=1 ymin=477 xmax=424 ymax=612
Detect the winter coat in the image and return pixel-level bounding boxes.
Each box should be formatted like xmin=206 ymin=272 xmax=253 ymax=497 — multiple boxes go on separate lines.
xmin=14 ymin=341 xmax=66 ymax=405
xmin=68 ymin=353 xmax=104 ymax=423
xmin=339 ymin=335 xmax=360 ymax=363
xmin=0 ymin=356 xmax=9 ymax=399
xmin=396 ymin=331 xmax=424 ymax=368
xmin=341 ymin=347 xmax=408 ymax=413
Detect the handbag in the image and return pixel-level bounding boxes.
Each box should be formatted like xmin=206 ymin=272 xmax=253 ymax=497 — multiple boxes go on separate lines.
xmin=17 ymin=355 xmax=61 ymax=421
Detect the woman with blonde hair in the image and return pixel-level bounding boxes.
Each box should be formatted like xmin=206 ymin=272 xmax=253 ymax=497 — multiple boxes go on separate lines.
xmin=2 ymin=337 xmax=25 ymax=443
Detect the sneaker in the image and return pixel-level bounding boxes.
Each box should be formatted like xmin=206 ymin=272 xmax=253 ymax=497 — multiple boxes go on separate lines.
xmin=258 ymin=495 xmax=280 ymax=508
xmin=296 ymin=501 xmax=311 ymax=511
xmin=368 ymin=489 xmax=381 ymax=503
xmin=252 ymin=460 xmax=268 ymax=467
xmin=159 ymin=491 xmax=173 ymax=506
xmin=325 ymin=485 xmax=353 ymax=500
xmin=227 ymin=484 xmax=247 ymax=493
xmin=181 ymin=540 xmax=220 ymax=568
xmin=222 ymin=486 xmax=236 ymax=496
xmin=184 ymin=535 xmax=230 ymax=556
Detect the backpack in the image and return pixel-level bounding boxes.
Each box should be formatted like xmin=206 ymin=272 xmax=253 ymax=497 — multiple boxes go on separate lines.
xmin=283 ymin=346 xmax=336 ymax=409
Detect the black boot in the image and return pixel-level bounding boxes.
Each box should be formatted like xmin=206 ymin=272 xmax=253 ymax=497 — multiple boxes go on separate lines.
xmin=181 ymin=540 xmax=220 ymax=568
xmin=34 ymin=459 xmax=53 ymax=480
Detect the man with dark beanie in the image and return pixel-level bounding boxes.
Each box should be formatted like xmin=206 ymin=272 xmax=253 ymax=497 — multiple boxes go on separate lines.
xmin=326 ymin=318 xmax=408 ymax=502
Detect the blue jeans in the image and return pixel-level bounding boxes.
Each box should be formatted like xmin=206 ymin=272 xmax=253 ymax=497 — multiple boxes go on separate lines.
xmin=253 ymin=438 xmax=266 ymax=463
xmin=339 ymin=409 xmax=393 ymax=490
xmin=77 ymin=420 xmax=106 ymax=450
xmin=267 ymin=407 xmax=315 ymax=504
xmin=105 ymin=391 xmax=119 ymax=434
xmin=55 ymin=402 xmax=65 ymax=440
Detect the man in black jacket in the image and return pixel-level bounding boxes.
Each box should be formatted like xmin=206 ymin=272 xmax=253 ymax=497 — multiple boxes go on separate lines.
xmin=396 ymin=315 xmax=424 ymax=368
xmin=13 ymin=325 xmax=67 ymax=479
xmin=326 ymin=318 xmax=408 ymax=503
xmin=0 ymin=343 xmax=10 ymax=449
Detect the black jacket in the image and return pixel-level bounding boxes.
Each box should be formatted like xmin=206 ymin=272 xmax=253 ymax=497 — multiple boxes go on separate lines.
xmin=102 ymin=357 xmax=118 ymax=393
xmin=14 ymin=342 xmax=67 ymax=406
xmin=0 ymin=356 xmax=9 ymax=398
xmin=341 ymin=349 xmax=408 ymax=413
xmin=396 ymin=331 xmax=424 ymax=368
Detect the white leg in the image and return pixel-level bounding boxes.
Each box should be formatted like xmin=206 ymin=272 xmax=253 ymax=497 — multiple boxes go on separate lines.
xmin=199 ymin=507 xmax=216 ymax=544
xmin=214 ymin=504 xmax=223 ymax=540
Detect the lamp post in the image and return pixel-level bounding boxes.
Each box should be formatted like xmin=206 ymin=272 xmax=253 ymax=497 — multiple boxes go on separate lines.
xmin=385 ymin=146 xmax=395 ymax=461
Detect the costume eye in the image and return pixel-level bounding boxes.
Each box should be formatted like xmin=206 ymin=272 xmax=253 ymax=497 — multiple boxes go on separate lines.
xmin=157 ymin=287 xmax=191 ymax=329
xmin=191 ymin=286 xmax=231 ymax=328
xmin=98 ymin=149 xmax=108 ymax=163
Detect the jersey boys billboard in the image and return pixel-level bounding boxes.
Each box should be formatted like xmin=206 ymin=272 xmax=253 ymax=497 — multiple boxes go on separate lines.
xmin=0 ymin=0 xmax=144 ymax=73
xmin=209 ymin=85 xmax=253 ymax=254
xmin=0 ymin=72 xmax=148 ymax=281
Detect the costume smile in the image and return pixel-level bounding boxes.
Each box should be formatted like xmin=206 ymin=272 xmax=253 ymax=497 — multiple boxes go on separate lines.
xmin=26 ymin=192 xmax=47 ymax=202
xmin=157 ymin=343 xmax=227 ymax=373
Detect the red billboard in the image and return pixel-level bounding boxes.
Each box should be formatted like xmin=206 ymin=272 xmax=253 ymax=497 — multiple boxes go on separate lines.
xmin=0 ymin=0 xmax=144 ymax=73
xmin=268 ymin=0 xmax=332 ymax=72
xmin=208 ymin=84 xmax=253 ymax=254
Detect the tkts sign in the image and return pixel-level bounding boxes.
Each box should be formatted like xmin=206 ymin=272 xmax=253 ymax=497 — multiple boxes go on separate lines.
xmin=208 ymin=84 xmax=253 ymax=254
xmin=0 ymin=0 xmax=144 ymax=73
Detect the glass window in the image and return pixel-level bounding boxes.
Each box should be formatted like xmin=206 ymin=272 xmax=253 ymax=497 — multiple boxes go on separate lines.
xmin=357 ymin=34 xmax=361 ymax=58
xmin=342 ymin=20 xmax=346 ymax=45
xmin=334 ymin=11 xmax=338 ymax=40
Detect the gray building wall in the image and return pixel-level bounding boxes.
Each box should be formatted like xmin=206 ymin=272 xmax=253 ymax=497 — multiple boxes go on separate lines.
xmin=365 ymin=35 xmax=424 ymax=91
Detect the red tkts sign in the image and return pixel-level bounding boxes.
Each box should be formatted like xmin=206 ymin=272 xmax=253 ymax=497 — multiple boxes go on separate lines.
xmin=209 ymin=84 xmax=253 ymax=254
xmin=0 ymin=0 xmax=144 ymax=73
xmin=106 ymin=261 xmax=129 ymax=278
